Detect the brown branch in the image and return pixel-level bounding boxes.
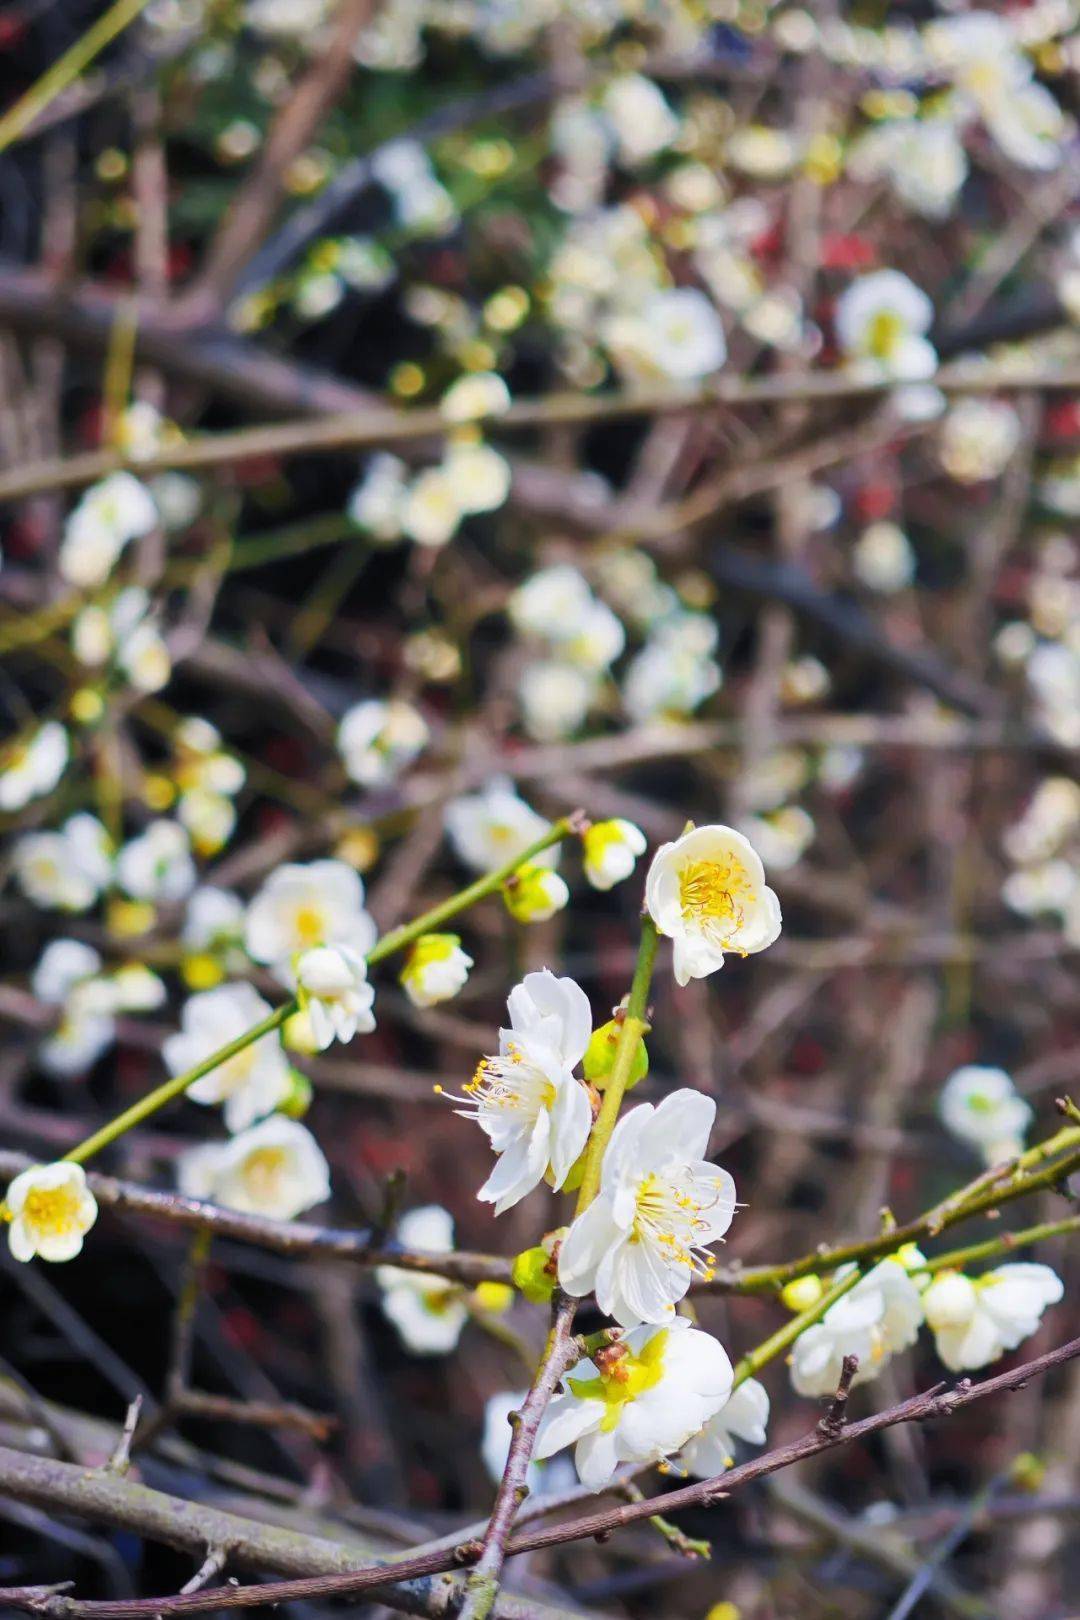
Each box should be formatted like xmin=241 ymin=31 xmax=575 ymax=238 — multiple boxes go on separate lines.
xmin=818 ymin=1354 xmax=858 ymax=1438
xmin=1 ymin=1338 xmax=1075 ymax=1618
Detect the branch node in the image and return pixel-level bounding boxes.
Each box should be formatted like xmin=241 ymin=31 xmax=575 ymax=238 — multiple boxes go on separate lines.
xmin=817 ymin=1354 xmax=858 ymax=1436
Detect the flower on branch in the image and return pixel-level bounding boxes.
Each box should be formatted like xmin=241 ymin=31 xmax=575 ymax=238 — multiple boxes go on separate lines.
xmin=178 ymin=1115 xmax=331 ymax=1220
xmin=244 ymin=860 xmax=377 ymax=981
xmin=296 ymin=945 xmax=376 ymax=1049
xmin=444 ymin=778 xmax=559 ymax=874
xmin=922 ymin=1264 xmax=1064 ymax=1372
xmin=582 ymin=819 xmax=647 ymax=891
xmin=377 ymin=1205 xmax=469 ymax=1355
xmin=678 ymin=1376 xmax=770 ymax=1476
xmin=790 ymin=1259 xmax=924 ymax=1397
xmin=165 ymin=983 xmax=292 ymax=1132
xmin=5 ymin=1162 xmax=98 ymax=1263
xmin=400 ymin=933 xmax=474 ymax=1007
xmin=558 ymin=1090 xmax=736 ymax=1327
xmin=939 ymin=1066 xmax=1033 ymax=1166
xmin=645 ymin=823 xmax=782 ymax=985
xmin=502 ymin=864 xmax=570 ymax=923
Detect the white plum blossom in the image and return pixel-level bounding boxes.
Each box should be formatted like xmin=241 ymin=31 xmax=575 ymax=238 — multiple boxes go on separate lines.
xmin=834 ymin=270 xmax=937 ymax=381
xmin=482 ymin=1391 xmax=546 ymax=1493
xmin=164 ymin=982 xmax=292 ymax=1132
xmin=13 ymin=814 xmax=112 ymax=912
xmin=559 ymin=1090 xmax=736 ymax=1327
xmin=939 ymin=1066 xmax=1033 ymax=1166
xmin=502 ymin=864 xmax=570 ymax=923
xmin=853 ymin=521 xmax=916 ymax=593
xmin=31 ymin=940 xmax=116 ymax=1078
xmin=645 ymin=823 xmax=782 ymax=985
xmin=518 ymin=661 xmax=594 ymax=742
xmin=940 ymin=399 xmax=1021 ymax=484
xmin=508 ymin=565 xmax=594 ymax=643
xmin=5 ymin=1162 xmax=98 ymax=1263
xmin=32 ymin=939 xmax=104 ymax=1006
xmin=1003 ymin=778 xmax=1080 ymax=865
xmin=295 ymin=945 xmax=376 ymax=1049
xmin=559 ymin=598 xmax=625 ymax=675
xmin=440 ymin=372 xmax=511 ymax=423
xmin=178 ymin=1116 xmax=331 ymax=1220
xmin=790 ymin=1260 xmax=924 ymax=1397
xmin=377 ymin=1204 xmax=469 ymax=1355
xmin=244 ymin=860 xmax=377 ymax=981
xmin=116 ymin=820 xmax=197 ymax=903
xmin=582 ymin=819 xmax=647 ymax=891
xmin=348 ymin=453 xmax=408 ymax=541
xmin=400 ymin=934 xmax=473 ymax=1007
xmin=0 ymin=722 xmax=69 ymax=813
xmin=848 ymin=119 xmax=967 ymax=220
xmin=401 ymin=468 xmax=462 ymax=547
xmin=182 ymin=887 xmax=246 ymax=954
xmin=736 ymin=808 xmax=815 ymax=873
xmin=605 ymin=288 xmax=727 ymax=383
xmin=441 ymin=440 xmax=512 ymax=515
xmin=444 ymin=778 xmax=557 ymax=873
xmin=59 ymin=472 xmax=158 ymax=587
xmin=73 ymin=587 xmax=171 ymax=693
xmin=922 ymin=1264 xmax=1064 ymax=1372
xmin=448 ymin=970 xmax=593 ymax=1214
xmin=337 ymin=699 xmax=429 ymax=788
xmin=678 ymin=1377 xmax=770 ymax=1477
xmin=534 ymin=1318 xmax=734 ymax=1489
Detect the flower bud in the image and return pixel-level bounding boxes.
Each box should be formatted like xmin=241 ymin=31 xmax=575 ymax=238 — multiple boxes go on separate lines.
xmin=276 ymin=1069 xmax=314 ymax=1120
xmin=501 ymin=864 xmax=569 ymax=923
xmin=282 ymin=1007 xmax=324 ymax=1056
xmin=780 ymin=1274 xmax=823 ymax=1313
xmin=472 ymin=1280 xmax=514 ymax=1315
xmin=922 ymin=1270 xmax=977 ymax=1331
xmin=400 ymin=933 xmax=473 ymax=1007
xmin=582 ymin=1018 xmax=649 ymax=1091
xmin=582 ymin=819 xmax=646 ymax=890
xmin=511 ymin=1231 xmax=564 ymax=1304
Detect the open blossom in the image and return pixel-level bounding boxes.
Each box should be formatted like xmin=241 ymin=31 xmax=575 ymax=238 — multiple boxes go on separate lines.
xmin=922 ymin=1264 xmax=1064 ymax=1372
xmin=244 ymin=860 xmax=377 ymax=980
xmin=559 ymin=1090 xmax=736 ymax=1327
xmin=5 ymin=1162 xmax=98 ymax=1263
xmin=178 ymin=1116 xmax=330 ymax=1220
xmin=605 ymin=288 xmax=727 ymax=383
xmin=73 ymin=587 xmax=170 ymax=693
xmin=444 ymin=778 xmax=557 ymax=873
xmin=939 ymin=1066 xmax=1032 ymax=1166
xmin=59 ymin=472 xmax=158 ymax=587
xmin=645 ymin=823 xmax=782 ymax=985
xmin=348 ymin=452 xmax=408 ymax=541
xmin=790 ymin=1260 xmax=924 ymax=1397
xmin=534 ymin=1319 xmax=733 ymax=1489
xmin=940 ymin=399 xmax=1020 ymax=484
xmin=14 ymin=813 xmax=112 ymax=912
xmin=441 ymin=371 xmax=511 ymax=423
xmin=678 ymin=1377 xmax=770 ymax=1477
xmin=853 ymin=521 xmax=916 ymax=593
xmin=164 ymin=982 xmax=292 ymax=1132
xmin=295 ymin=945 xmax=375 ymax=1048
xmin=116 ymin=820 xmax=196 ymax=903
xmin=337 ymin=699 xmax=429 ymax=788
xmin=582 ymin=819 xmax=647 ymax=890
xmin=508 ymin=565 xmax=594 ymax=642
xmin=31 ymin=939 xmax=116 ymax=1079
xmin=834 ymin=270 xmax=937 ymax=381
xmin=377 ymin=1205 xmax=468 ymax=1354
xmin=447 ymin=970 xmax=593 ymax=1214
xmin=518 ymin=660 xmax=593 ymax=742
xmin=400 ymin=933 xmax=473 ymax=1006
xmin=0 ymin=722 xmax=69 ymax=813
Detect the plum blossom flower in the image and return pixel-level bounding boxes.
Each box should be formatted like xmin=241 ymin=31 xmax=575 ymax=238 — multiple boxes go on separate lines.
xmin=502 ymin=863 xmax=570 ymax=923
xmin=5 ymin=1162 xmax=98 ymax=1263
xmin=337 ymin=699 xmax=429 ymax=788
xmin=645 ymin=823 xmax=782 ymax=985
xmin=558 ymin=1090 xmax=736 ymax=1327
xmin=377 ymin=1205 xmax=469 ymax=1354
xmin=348 ymin=453 xmax=409 ymax=541
xmin=534 ymin=1318 xmax=733 ymax=1489
xmin=678 ymin=1377 xmax=770 ymax=1477
xmin=0 ymin=722 xmax=69 ymax=813
xmin=508 ymin=565 xmax=594 ymax=643
xmin=444 ymin=779 xmax=557 ymax=873
xmin=446 ymin=970 xmax=593 ymax=1214
xmin=295 ymin=945 xmax=375 ymax=1049
xmin=178 ymin=1116 xmax=330 ymax=1220
xmin=605 ymin=288 xmax=727 ymax=384
xmin=13 ymin=814 xmax=112 ymax=912
xmin=59 ymin=472 xmax=158 ymax=587
xmin=939 ymin=1066 xmax=1032 ymax=1166
xmin=441 ymin=371 xmax=511 ymax=423
xmin=164 ymin=982 xmax=292 ymax=1132
xmin=790 ymin=1260 xmax=924 ymax=1397
xmin=116 ymin=820 xmax=196 ymax=903
xmin=518 ymin=661 xmax=593 ymax=742
xmin=922 ymin=1264 xmax=1063 ymax=1372
xmin=400 ymin=934 xmax=473 ymax=1006
xmin=853 ymin=521 xmax=916 ymax=593
xmin=31 ymin=940 xmax=116 ymax=1078
xmin=834 ymin=270 xmax=937 ymax=381
xmin=244 ymin=860 xmax=377 ymax=981
xmin=582 ymin=819 xmax=647 ymax=891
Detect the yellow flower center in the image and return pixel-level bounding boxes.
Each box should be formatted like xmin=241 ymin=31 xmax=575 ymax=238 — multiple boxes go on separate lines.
xmin=23 ymin=1185 xmax=82 ymax=1238
xmin=464 ymin=1042 xmax=556 ymax=1112
xmin=243 ymin=1147 xmax=288 ymax=1200
xmin=292 ymin=904 xmax=327 ymax=947
xmin=866 ymin=309 xmax=905 ymax=361
xmin=678 ymin=855 xmax=751 ymax=942
xmin=569 ymin=1331 xmax=669 ymax=1431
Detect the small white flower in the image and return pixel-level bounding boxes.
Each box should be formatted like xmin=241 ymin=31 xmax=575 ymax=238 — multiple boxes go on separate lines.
xmin=444 ymin=778 xmax=557 ymax=873
xmin=377 ymin=1205 xmax=468 ymax=1355
xmin=790 ymin=1259 xmax=924 ymax=1397
xmin=645 ymin=823 xmax=782 ymax=985
xmin=30 ymin=940 xmax=116 ymax=1078
xmin=401 ymin=468 xmax=462 ymax=547
xmin=834 ymin=270 xmax=937 ymax=381
xmin=244 ymin=860 xmax=377 ymax=981
xmin=518 ymin=661 xmax=594 ymax=742
xmin=348 ymin=453 xmax=408 ymax=542
xmin=923 ymin=1264 xmax=1064 ymax=1372
xmin=400 ymin=933 xmax=473 ymax=1007
xmin=0 ymin=722 xmax=68 ymax=812
xmin=481 ymin=1391 xmax=546 ymax=1492
xmin=582 ymin=819 xmax=647 ymax=891
xmin=117 ymin=820 xmax=196 ymax=902
xmin=109 ymin=963 xmax=167 ymax=1012
xmin=623 ymin=641 xmax=720 ymax=723
xmin=559 ymin=1090 xmax=735 ymax=1327
xmin=939 ymin=1066 xmax=1033 ymax=1166
xmin=853 ymin=521 xmax=916 ymax=593
xmin=534 ymin=1318 xmax=734 ymax=1489
xmin=13 ymin=814 xmax=112 ymax=912
xmin=296 ymin=945 xmax=376 ymax=1049
xmin=182 ymin=886 xmax=246 ymax=953
xmin=508 ymin=565 xmax=594 ymax=643
xmin=337 ymin=699 xmax=429 ymax=788
xmin=502 ymin=864 xmax=570 ymax=923
xmin=848 ymin=120 xmax=967 ymax=220
xmin=5 ymin=1162 xmax=98 ymax=1263
xmin=177 ymin=788 xmax=236 ymax=856
xmin=441 ymin=441 xmax=511 ymax=516
xmin=940 ymin=399 xmax=1021 ymax=483
xmin=31 ymin=939 xmax=104 ymax=1006
xmin=605 ymin=288 xmax=727 ymax=383
xmin=559 ymin=598 xmax=625 ymax=674
xmin=59 ymin=473 xmax=158 ymax=587
xmin=678 ymin=1377 xmax=770 ymax=1476
xmin=164 ymin=983 xmax=292 ymax=1132
xmin=440 ymin=372 xmax=511 ymax=423
xmin=735 ymin=808 xmax=815 ymax=873
xmin=601 ymin=73 xmax=679 ymax=166
xmin=1003 ymin=778 xmax=1080 ymax=865
xmin=178 ymin=1116 xmax=330 ymax=1220
xmin=448 ymin=970 xmax=593 ymax=1214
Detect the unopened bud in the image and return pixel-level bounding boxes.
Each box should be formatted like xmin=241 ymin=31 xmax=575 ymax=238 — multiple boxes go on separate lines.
xmin=583 ymin=1017 xmax=649 ymax=1090
xmin=780 ymin=1274 xmax=824 ymax=1313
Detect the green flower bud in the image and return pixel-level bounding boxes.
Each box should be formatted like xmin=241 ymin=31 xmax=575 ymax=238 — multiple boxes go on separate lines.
xmin=512 ymin=1246 xmax=556 ymax=1304
xmin=277 ymin=1069 xmax=314 ymax=1119
xmin=583 ymin=1018 xmax=649 ymax=1090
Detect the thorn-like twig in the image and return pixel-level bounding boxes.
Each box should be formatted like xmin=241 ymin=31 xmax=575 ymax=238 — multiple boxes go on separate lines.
xmin=178 ymin=1550 xmax=227 ymax=1597
xmin=105 ymin=1396 xmax=143 ymax=1475
xmin=818 ymin=1354 xmax=859 ymax=1437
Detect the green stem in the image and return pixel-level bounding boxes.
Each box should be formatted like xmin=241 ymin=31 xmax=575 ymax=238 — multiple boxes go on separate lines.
xmin=57 ymin=817 xmax=576 ymax=1168
xmin=922 ymin=1214 xmax=1080 ymax=1277
xmin=732 ymin=1266 xmax=862 ymax=1389
xmin=574 ymin=915 xmax=658 ymax=1214
xmin=0 ymin=0 xmax=154 ymax=154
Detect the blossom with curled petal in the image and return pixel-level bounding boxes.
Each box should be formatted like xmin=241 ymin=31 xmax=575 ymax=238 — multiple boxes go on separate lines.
xmin=922 ymin=1264 xmax=1063 ymax=1372
xmin=645 ymin=823 xmax=782 ymax=985
xmin=295 ymin=945 xmax=376 ymax=1049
